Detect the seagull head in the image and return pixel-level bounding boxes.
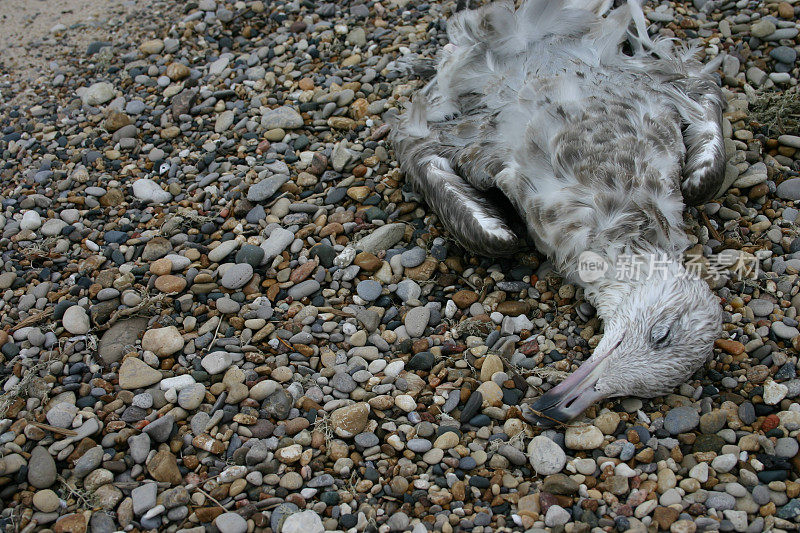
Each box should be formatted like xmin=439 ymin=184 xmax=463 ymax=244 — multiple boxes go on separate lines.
xmin=524 ymin=255 xmax=722 ymax=427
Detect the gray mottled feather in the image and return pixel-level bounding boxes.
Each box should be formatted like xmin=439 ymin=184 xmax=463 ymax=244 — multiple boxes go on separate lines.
xmin=390 ymin=0 xmax=726 ymax=267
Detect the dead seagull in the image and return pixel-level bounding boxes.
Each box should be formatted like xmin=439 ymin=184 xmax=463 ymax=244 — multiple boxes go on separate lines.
xmin=390 ymin=0 xmax=725 ymax=425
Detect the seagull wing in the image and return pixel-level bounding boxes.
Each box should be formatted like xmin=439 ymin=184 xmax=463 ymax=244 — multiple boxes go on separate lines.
xmin=672 ymin=74 xmax=727 ymax=205
xmin=391 ymin=94 xmax=523 ymax=256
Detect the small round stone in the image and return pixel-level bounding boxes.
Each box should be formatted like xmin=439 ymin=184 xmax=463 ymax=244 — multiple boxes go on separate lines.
xmin=400 ymin=247 xmax=426 ymax=268
xmin=62 ymin=305 xmax=90 ymax=335
xmin=221 ymin=263 xmax=254 ymax=290
xmin=663 ymin=406 xmax=700 ymax=435
xmin=356 ymin=279 xmax=382 ymax=301
xmin=528 ymin=436 xmax=566 ymax=475
xmin=215 ymin=512 xmax=247 ymax=533
xmin=32 ymin=489 xmax=60 ymax=513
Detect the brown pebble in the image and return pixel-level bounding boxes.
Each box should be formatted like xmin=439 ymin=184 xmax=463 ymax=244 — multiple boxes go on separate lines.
xmin=147 ymin=449 xmax=182 ymax=485
xmin=787 ymin=480 xmax=800 ymax=498
xmin=715 ymin=339 xmax=744 ymax=355
xmin=496 ymin=300 xmax=531 ymax=315
xmin=233 ymin=413 xmax=257 ymax=425
xmin=350 ymin=98 xmax=369 ymax=120
xmin=155 ymin=275 xmax=186 ymax=293
xmin=195 ymin=507 xmax=224 ymax=522
xmin=653 ymin=506 xmax=680 ymax=530
xmin=53 ymin=513 xmax=87 ymax=533
xmin=192 ymin=435 xmax=224 ymax=454
xmin=354 ymin=251 xmax=381 ymax=272
xmin=285 ymin=417 xmax=310 ymax=435
xmin=104 ymin=111 xmax=131 ymax=132
xmin=183 ymin=455 xmax=199 ymax=470
xmin=166 ymin=62 xmax=190 ymax=80
xmin=289 ymin=20 xmax=307 ymax=32
xmin=749 ymin=183 xmax=769 ymax=199
xmin=100 ymin=189 xmax=125 ymax=206
xmin=290 ymin=260 xmax=318 ymax=283
xmin=318 ymin=222 xmax=343 ymax=238
xmin=309 ymin=153 xmax=328 ymax=175
xmin=452 ymin=290 xmax=479 ymax=309
xmin=746 ymin=365 xmax=770 ymax=383
xmin=328 ymin=116 xmax=356 ymax=130
xmin=347 ymin=185 xmax=371 ymax=201
xmin=405 ymin=257 xmax=438 ymax=281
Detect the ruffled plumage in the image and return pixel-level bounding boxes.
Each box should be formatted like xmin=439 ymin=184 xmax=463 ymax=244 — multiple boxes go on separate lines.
xmin=390 ymin=0 xmax=726 ymax=281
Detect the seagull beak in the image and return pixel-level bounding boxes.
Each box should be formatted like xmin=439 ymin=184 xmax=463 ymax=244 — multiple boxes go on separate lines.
xmin=523 ymin=333 xmax=625 ymax=427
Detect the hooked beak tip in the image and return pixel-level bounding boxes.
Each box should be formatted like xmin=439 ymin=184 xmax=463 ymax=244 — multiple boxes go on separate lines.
xmin=523 ymin=384 xmax=605 ymax=427
xmin=522 ymin=333 xmax=624 ymax=426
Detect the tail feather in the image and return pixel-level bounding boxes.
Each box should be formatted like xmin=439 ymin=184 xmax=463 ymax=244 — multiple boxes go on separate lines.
xmin=700 ymin=53 xmax=724 ymax=75
xmin=627 ymin=0 xmax=655 ymax=51
xmin=447 ymin=0 xmax=596 ymax=56
xmin=564 ymin=0 xmax=614 ymax=15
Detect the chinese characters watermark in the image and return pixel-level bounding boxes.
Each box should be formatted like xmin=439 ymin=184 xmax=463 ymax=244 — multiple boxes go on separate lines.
xmin=577 ymin=251 xmax=759 ymax=283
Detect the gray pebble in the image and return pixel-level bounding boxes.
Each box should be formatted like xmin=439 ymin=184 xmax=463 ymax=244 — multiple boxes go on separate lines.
xmin=775 ymin=437 xmax=799 ymax=458
xmin=216 ymin=297 xmax=241 ymax=314
xmin=143 ymin=414 xmax=175 ymax=442
xmin=772 ymin=321 xmax=800 ymax=340
xmin=28 ymin=446 xmax=57 ymax=488
xmin=261 ymin=106 xmax=304 ymax=129
xmin=770 ymin=46 xmax=797 ymax=65
xmin=331 ymin=372 xmax=357 ymax=393
xmin=407 ymin=438 xmax=433 ymax=453
xmin=354 ymin=432 xmax=380 ymax=448
xmin=400 ymin=247 xmax=426 ymax=268
xmin=132 ymin=483 xmax=158 ymax=516
xmin=356 ymin=279 xmax=382 ymax=301
xmin=128 ymin=433 xmax=151 ymax=464
xmin=663 ymin=406 xmax=700 ymax=435
xmin=288 ymin=280 xmax=320 ymax=300
xmin=73 ymin=446 xmax=104 ymax=477
xmin=221 ymin=263 xmax=254 ymax=290
xmin=395 ymin=279 xmax=421 ymax=302
xmin=705 ymin=492 xmax=736 ymax=511
xmin=405 ymin=306 xmax=430 ymax=338
xmin=215 ymin=512 xmax=247 ymax=533
xmin=777 ymin=179 xmax=800 ymax=201
xmin=248 ymin=175 xmax=289 ymax=202
xmin=748 ymin=299 xmax=773 ymax=317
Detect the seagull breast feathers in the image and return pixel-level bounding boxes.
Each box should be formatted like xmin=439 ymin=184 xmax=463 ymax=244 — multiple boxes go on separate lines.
xmin=391 ymin=0 xmax=720 ymax=263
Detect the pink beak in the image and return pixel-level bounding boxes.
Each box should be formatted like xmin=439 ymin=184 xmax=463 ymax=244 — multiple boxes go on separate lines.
xmin=523 ymin=333 xmax=624 ymax=427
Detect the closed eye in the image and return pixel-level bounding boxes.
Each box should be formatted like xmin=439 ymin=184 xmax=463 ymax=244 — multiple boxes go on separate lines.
xmin=650 ymin=325 xmax=670 ymax=346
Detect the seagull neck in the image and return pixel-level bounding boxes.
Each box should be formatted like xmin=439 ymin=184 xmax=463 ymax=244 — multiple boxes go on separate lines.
xmin=583 ymin=276 xmax=638 ymax=321
xmin=580 ymin=244 xmax=683 ymax=321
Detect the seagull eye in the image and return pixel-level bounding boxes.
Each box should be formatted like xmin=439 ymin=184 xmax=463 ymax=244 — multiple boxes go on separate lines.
xmin=651 ymin=326 xmax=670 ymax=346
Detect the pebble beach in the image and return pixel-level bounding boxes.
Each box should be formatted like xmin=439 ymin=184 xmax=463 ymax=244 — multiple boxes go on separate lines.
xmin=1 ymin=0 xmax=800 ymax=532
